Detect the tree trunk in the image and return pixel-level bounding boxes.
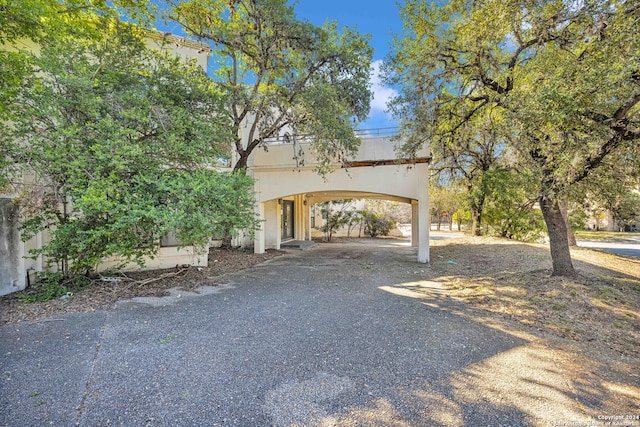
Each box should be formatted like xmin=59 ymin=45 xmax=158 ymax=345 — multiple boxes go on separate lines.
xmin=558 ymin=198 xmax=577 ymax=246
xmin=233 ymin=152 xmax=249 ymax=172
xmin=469 ymin=193 xmax=485 ymax=236
xmin=540 ymin=195 xmax=576 ymax=276
xmin=471 ymin=209 xmax=482 ymax=236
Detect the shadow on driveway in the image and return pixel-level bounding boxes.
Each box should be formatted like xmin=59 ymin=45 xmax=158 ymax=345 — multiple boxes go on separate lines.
xmin=1 ymin=239 xmax=631 ymax=426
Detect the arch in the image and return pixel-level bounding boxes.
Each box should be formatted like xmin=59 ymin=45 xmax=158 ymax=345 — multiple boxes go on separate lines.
xmin=252 ymin=162 xmax=429 ymax=263
xmin=253 ymin=164 xmax=426 ymax=203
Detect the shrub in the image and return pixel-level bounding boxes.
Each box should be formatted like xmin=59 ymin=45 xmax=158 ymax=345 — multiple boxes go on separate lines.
xmin=363 ymin=211 xmax=396 ymax=238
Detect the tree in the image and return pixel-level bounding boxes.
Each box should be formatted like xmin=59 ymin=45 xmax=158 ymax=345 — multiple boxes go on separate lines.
xmin=1 ymin=0 xmax=154 ymax=188
xmin=345 ymin=209 xmax=364 ymax=238
xmin=5 ymin=20 xmax=258 ymax=274
xmin=482 ymin=168 xmax=545 ymax=241
xmin=0 ymin=0 xmax=154 ymax=111
xmin=386 ymin=0 xmax=639 ymax=276
xmin=166 ymin=0 xmax=373 ymax=175
xmin=363 ymin=210 xmax=396 ymax=238
xmin=429 ymin=180 xmax=466 ymax=231
xmin=571 ymin=149 xmax=640 ymax=231
xmin=315 ymin=199 xmax=357 ymax=241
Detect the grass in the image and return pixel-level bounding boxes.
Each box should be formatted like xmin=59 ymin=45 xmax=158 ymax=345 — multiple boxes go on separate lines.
xmin=20 ymin=272 xmax=90 ymax=303
xmin=158 ymin=333 xmax=174 ymax=345
xmin=574 ymin=230 xmax=638 ymax=242
xmin=425 ymin=236 xmax=640 ymax=358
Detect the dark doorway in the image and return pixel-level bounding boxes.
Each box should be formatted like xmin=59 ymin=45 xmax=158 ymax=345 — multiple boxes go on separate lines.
xmin=281 ymin=200 xmax=294 ymax=240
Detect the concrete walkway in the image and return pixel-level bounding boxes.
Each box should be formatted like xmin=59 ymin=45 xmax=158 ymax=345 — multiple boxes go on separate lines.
xmin=577 ymin=235 xmax=640 ymax=258
xmin=0 ymin=240 xmax=615 ymax=426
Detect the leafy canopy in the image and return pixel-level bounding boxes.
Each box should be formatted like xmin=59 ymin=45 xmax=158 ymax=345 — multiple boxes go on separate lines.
xmin=166 ymin=0 xmax=373 ymax=174
xmin=386 ymin=0 xmax=640 ymax=275
xmin=1 ymin=0 xmax=155 ymax=188
xmin=5 ymin=19 xmax=258 ymax=273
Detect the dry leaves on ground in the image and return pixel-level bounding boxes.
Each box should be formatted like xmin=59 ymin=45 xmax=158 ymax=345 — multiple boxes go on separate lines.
xmin=425 ymin=237 xmax=640 ymax=359
xmin=2 ymin=236 xmax=639 ymax=362
xmin=0 ymin=248 xmax=284 ymax=325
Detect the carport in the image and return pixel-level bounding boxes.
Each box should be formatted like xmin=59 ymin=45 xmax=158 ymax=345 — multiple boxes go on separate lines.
xmin=247 ymin=135 xmax=431 ymax=263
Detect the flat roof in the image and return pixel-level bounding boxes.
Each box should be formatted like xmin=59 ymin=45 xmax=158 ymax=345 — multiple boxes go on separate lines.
xmin=145 ymin=30 xmax=212 ymax=54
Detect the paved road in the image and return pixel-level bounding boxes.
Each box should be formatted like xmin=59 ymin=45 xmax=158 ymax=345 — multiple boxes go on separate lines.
xmin=577 ymin=235 xmax=640 ymax=258
xmin=0 ymin=240 xmax=605 ymax=426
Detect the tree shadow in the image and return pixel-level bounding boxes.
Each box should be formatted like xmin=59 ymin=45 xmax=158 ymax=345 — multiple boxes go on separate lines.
xmin=333 ymin=238 xmax=639 ymax=426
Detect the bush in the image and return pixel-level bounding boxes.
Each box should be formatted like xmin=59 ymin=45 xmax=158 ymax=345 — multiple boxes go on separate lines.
xmin=21 ymin=272 xmax=91 ymax=303
xmin=363 ymin=211 xmax=396 ymax=238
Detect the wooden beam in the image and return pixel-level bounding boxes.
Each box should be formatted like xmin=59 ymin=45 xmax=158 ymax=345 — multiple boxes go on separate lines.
xmin=343 ymin=157 xmax=431 ymax=168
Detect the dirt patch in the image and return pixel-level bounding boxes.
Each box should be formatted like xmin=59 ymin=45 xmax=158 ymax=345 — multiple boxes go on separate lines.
xmin=426 ymin=236 xmax=640 ymax=359
xmin=0 ymin=247 xmax=284 ymax=325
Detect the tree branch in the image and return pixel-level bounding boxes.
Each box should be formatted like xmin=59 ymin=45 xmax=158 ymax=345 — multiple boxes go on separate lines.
xmin=569 ymin=133 xmax=623 ymax=185
xmin=614 ymin=92 xmax=640 ymax=121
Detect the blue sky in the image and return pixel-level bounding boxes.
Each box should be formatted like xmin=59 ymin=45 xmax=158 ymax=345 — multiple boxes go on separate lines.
xmin=295 ymin=1 xmax=402 ymax=130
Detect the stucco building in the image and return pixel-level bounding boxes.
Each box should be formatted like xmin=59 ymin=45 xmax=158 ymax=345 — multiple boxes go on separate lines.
xmin=0 ymin=35 xmax=431 ymax=296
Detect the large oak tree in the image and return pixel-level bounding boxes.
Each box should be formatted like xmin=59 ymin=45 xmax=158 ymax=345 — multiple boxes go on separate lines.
xmin=4 ymin=19 xmax=258 ymax=274
xmin=166 ymin=0 xmax=373 ymax=174
xmin=386 ymin=0 xmax=639 ymax=276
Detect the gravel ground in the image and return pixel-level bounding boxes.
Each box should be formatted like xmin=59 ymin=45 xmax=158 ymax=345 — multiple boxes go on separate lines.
xmin=1 ymin=237 xmax=638 ymax=426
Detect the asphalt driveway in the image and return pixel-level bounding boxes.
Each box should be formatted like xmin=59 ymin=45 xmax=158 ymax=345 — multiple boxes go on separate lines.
xmin=577 ymin=235 xmax=640 ymax=258
xmin=0 ymin=240 xmax=606 ymax=426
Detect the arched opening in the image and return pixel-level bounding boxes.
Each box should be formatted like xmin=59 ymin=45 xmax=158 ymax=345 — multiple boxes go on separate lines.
xmin=250 ymin=135 xmax=430 ymax=263
xmin=254 ymin=189 xmax=429 ymax=263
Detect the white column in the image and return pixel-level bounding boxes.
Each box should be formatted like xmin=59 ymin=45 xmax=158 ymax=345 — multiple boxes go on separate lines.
xmin=264 ymin=199 xmax=280 ymax=249
xmin=417 ymin=168 xmax=430 ymax=264
xmin=411 ymin=201 xmax=419 ymax=247
xmin=294 ymin=194 xmax=305 ymax=240
xmin=254 ymin=202 xmax=266 ymax=254
xmin=275 ymin=201 xmax=282 ymax=249
xmin=306 ymin=200 xmax=312 ymax=241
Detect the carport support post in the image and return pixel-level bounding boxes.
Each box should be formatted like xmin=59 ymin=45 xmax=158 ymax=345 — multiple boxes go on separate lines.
xmin=306 ymin=199 xmax=312 ymax=241
xmin=411 ymin=201 xmax=418 ymax=247
xmin=418 ymin=186 xmax=430 ymax=264
xmin=294 ymin=194 xmax=305 ymax=240
xmin=254 ymin=202 xmax=266 ymax=254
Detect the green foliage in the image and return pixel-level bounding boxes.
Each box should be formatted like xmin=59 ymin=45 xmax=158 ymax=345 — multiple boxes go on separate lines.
xmin=482 ymin=168 xmax=545 ymax=241
xmin=451 ymin=208 xmax=471 ymax=230
xmin=363 ymin=210 xmax=396 ymax=238
xmin=315 ymin=200 xmax=359 ymax=241
xmin=430 ymin=180 xmax=465 ymax=231
xmin=568 ymin=209 xmax=589 ymax=232
xmin=6 ymin=20 xmax=258 ymax=274
xmin=0 ymin=0 xmax=153 ymax=46
xmin=386 ymin=0 xmax=640 ymax=275
xmin=614 ymin=193 xmax=640 ymax=230
xmin=1 ymin=0 xmax=154 ymax=188
xmin=20 ymin=271 xmax=90 ymax=303
xmin=167 ymin=0 xmax=373 ymax=174
xmin=571 ymin=149 xmax=640 ymax=231
xmin=158 ymin=333 xmax=174 ymax=345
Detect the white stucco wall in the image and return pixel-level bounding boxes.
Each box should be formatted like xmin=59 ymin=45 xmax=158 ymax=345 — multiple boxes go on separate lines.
xmin=250 ymin=137 xmax=431 ymax=263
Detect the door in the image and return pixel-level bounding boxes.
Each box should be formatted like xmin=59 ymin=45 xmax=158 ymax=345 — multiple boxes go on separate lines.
xmin=281 ymin=200 xmax=294 ymax=240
